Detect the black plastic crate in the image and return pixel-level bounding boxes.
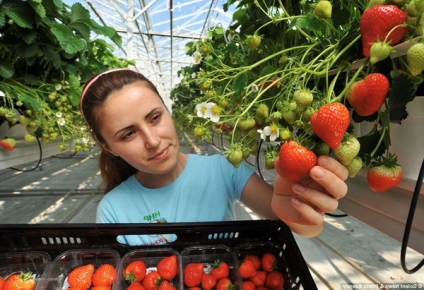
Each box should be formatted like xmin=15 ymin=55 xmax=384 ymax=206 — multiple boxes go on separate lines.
xmin=0 ymin=220 xmax=317 ymax=289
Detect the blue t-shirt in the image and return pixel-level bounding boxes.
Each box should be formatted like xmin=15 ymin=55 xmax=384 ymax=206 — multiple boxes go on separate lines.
xmin=96 ymin=153 xmax=254 ymax=245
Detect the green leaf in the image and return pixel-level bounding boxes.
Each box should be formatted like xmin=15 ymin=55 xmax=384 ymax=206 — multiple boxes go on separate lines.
xmin=70 ymin=3 xmax=91 ymax=23
xmin=0 ymin=61 xmax=15 ymax=79
xmin=233 ymin=73 xmax=248 ymax=99
xmin=388 ymin=73 xmax=417 ymax=123
xmin=42 ymin=46 xmax=62 ymax=68
xmin=51 ymin=25 xmax=87 ymax=54
xmin=233 ymin=8 xmax=247 ymax=21
xmin=357 ymin=125 xmax=386 ymax=160
xmin=0 ymin=12 xmax=5 ymax=28
xmin=18 ymin=93 xmax=43 ymax=111
xmin=1 ymin=2 xmax=33 ymax=28
xmin=70 ymin=22 xmax=91 ymax=40
xmin=28 ymin=1 xmax=46 ymax=18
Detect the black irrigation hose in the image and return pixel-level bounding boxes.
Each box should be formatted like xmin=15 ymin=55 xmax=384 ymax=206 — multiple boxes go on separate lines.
xmin=400 ymin=157 xmax=424 ymax=274
xmin=9 ymin=136 xmax=43 ymax=172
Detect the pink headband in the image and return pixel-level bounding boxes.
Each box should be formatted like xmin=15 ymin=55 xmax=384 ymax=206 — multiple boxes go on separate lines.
xmin=79 ymin=67 xmax=139 ymax=124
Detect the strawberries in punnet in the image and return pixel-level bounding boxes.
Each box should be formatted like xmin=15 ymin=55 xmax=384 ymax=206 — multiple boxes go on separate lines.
xmin=183 ymin=263 xmax=204 ymax=288
xmin=347 ymin=73 xmax=390 ymax=117
xmin=238 ymin=259 xmax=257 ymax=279
xmin=407 ymin=42 xmax=424 ymax=76
xmin=0 ymin=138 xmax=17 ymax=151
xmin=127 ymin=281 xmax=145 ymax=290
xmin=215 ymin=277 xmax=233 ymax=290
xmin=92 ymin=264 xmax=116 ymax=287
xmin=310 ymin=102 xmax=350 ymax=149
xmin=158 ymin=280 xmax=176 ymax=290
xmin=124 ymin=260 xmax=147 ymax=283
xmin=67 ymin=264 xmax=95 ymax=289
xmin=277 ymin=140 xmax=317 ymax=181
xmin=249 ymin=271 xmax=267 ymax=287
xmin=242 ymin=280 xmax=256 ymax=290
xmin=201 ymin=273 xmax=217 ymax=290
xmin=264 ymin=271 xmax=284 ymax=289
xmin=157 ymin=255 xmax=178 ymax=281
xmin=243 ymin=255 xmax=261 ymax=271
xmin=360 ymin=5 xmax=407 ymax=58
xmin=367 ymin=162 xmax=402 ymax=192
xmin=261 ymin=253 xmax=276 ymax=273
xmin=210 ymin=260 xmax=229 ymax=280
xmin=142 ymin=271 xmax=162 ymax=290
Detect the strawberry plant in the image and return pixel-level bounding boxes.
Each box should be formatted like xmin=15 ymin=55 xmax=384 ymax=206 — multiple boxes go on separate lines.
xmin=171 ymin=0 xmax=423 ymax=192
xmin=0 ymin=0 xmax=133 ymax=153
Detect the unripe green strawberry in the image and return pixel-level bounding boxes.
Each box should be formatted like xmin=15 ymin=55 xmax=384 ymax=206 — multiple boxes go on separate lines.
xmin=265 ymin=150 xmax=278 ymax=170
xmin=19 ymin=115 xmax=32 ymax=126
xmin=279 ymin=128 xmax=292 ymax=141
xmin=315 ymin=141 xmax=331 ymax=156
xmin=26 ymin=124 xmax=39 ymax=134
xmin=332 ymin=135 xmax=361 ymax=165
xmin=314 ymin=0 xmax=332 ymax=20
xmin=415 ymin=0 xmax=424 ymax=13
xmin=247 ymin=35 xmax=261 ymax=50
xmin=193 ymin=127 xmax=205 ymax=139
xmin=407 ymin=42 xmax=424 ymax=76
xmin=282 ymin=110 xmax=296 ymax=125
xmin=255 ymin=104 xmax=269 ymax=119
xmin=226 ymin=148 xmax=243 ymax=168
xmin=24 ymin=133 xmax=37 ymax=144
xmin=346 ymin=157 xmax=363 ymax=178
xmin=239 ymin=118 xmax=256 ymax=132
xmin=293 ymin=89 xmax=313 ymax=109
xmin=369 ymin=41 xmax=393 ymax=64
xmin=367 ymin=163 xmax=402 ymax=192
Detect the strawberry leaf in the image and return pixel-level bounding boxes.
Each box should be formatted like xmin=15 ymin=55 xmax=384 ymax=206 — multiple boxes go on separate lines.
xmin=233 ymin=73 xmax=247 ymax=99
xmin=388 ymin=74 xmax=417 ymax=123
xmin=357 ymin=125 xmax=386 ymax=160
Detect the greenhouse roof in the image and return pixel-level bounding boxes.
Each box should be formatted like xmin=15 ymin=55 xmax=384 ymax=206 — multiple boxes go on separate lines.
xmin=81 ymin=0 xmax=234 ymax=105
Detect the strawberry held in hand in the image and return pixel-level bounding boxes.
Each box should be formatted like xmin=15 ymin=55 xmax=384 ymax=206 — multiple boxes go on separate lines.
xmin=277 ymin=141 xmax=317 ymax=181
xmin=310 ymin=102 xmax=350 ymax=149
xmin=347 ymin=73 xmax=390 ymax=117
xmin=360 ymin=5 xmax=407 ymax=58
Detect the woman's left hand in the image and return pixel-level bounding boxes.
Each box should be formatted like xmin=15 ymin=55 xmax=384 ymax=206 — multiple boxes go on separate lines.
xmin=271 ymin=155 xmax=349 ymax=237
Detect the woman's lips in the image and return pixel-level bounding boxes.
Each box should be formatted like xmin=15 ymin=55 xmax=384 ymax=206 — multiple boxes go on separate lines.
xmin=149 ymin=146 xmax=169 ymax=161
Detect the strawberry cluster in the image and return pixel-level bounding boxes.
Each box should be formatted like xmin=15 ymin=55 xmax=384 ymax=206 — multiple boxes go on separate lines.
xmin=183 ymin=260 xmax=232 ymax=290
xmin=66 ymin=263 xmax=116 ymax=290
xmin=123 ymin=255 xmax=178 ymax=290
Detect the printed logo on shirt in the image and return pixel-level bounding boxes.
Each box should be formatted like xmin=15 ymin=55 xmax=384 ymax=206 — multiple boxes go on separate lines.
xmin=144 ymin=211 xmax=172 ymax=244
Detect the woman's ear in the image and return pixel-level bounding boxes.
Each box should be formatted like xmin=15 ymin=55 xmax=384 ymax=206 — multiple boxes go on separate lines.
xmin=99 ymin=142 xmax=119 ymax=157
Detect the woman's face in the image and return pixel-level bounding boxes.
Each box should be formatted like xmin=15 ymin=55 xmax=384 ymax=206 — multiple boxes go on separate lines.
xmin=97 ymin=81 xmax=180 ymax=176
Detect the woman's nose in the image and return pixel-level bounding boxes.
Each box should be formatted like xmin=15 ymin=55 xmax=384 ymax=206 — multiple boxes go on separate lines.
xmin=143 ymin=128 xmax=160 ymax=149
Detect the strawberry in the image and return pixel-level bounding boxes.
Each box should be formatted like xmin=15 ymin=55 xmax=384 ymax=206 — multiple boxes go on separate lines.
xmin=215 ymin=277 xmax=233 ymax=290
xmin=314 ymin=0 xmax=332 ymax=20
xmin=193 ymin=127 xmax=205 ymax=139
xmin=369 ymin=41 xmax=393 ymax=64
xmin=360 ymin=5 xmax=407 ymax=58
xmin=3 ymin=272 xmax=35 ymax=290
xmin=346 ymin=73 xmax=390 ymax=117
xmin=183 ymin=263 xmax=204 ymax=288
xmin=332 ymin=134 xmax=360 ymax=165
xmin=265 ymin=150 xmax=278 ymax=170
xmin=157 ymin=255 xmax=178 ymax=281
xmin=238 ymin=117 xmax=256 ymax=133
xmin=277 ymin=140 xmax=318 ymax=181
xmin=92 ymin=264 xmax=116 ymax=287
xmin=92 ymin=286 xmax=111 ymax=290
xmin=158 ymin=280 xmax=176 ymax=290
xmin=247 ymin=35 xmax=261 ymax=50
xmin=407 ymin=42 xmax=424 ymax=76
xmin=367 ymin=162 xmax=402 ymax=192
xmin=310 ymin=102 xmax=350 ymax=149
xmin=210 ymin=260 xmax=229 ymax=280
xmin=127 ymin=281 xmax=146 ymax=290
xmin=0 ymin=138 xmax=17 ymax=151
xmin=244 ymin=255 xmax=261 ymax=271
xmin=346 ymin=157 xmax=363 ymax=178
xmin=124 ymin=260 xmax=147 ymax=283
xmin=24 ymin=133 xmax=37 ymax=144
xmin=67 ymin=264 xmax=94 ymax=289
xmin=239 ymin=259 xmax=257 ymax=279
xmin=255 ymin=104 xmax=269 ymax=119
xmin=261 ymin=253 xmax=276 ymax=272
xmin=201 ymin=273 xmax=217 ymax=290
xmin=293 ymin=89 xmax=313 ymax=109
xmin=226 ymin=148 xmax=243 ymax=168
xmin=142 ymin=271 xmax=162 ymax=290
xmin=249 ymin=271 xmax=267 ymax=287
xmin=265 ymin=271 xmax=285 ymax=289
xmin=0 ymin=277 xmax=5 ymax=289
xmin=242 ymin=280 xmax=256 ymax=290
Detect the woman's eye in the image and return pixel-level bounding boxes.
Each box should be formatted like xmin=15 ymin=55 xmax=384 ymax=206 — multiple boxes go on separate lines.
xmin=151 ymin=113 xmax=161 ymax=123
xmin=122 ymin=130 xmax=136 ymax=140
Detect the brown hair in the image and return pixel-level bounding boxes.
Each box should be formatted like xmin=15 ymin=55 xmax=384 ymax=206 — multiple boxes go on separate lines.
xmin=80 ymin=69 xmax=163 ymax=193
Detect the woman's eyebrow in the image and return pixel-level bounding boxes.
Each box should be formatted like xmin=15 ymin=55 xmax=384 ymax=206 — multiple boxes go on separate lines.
xmin=112 ymin=107 xmax=162 ymax=138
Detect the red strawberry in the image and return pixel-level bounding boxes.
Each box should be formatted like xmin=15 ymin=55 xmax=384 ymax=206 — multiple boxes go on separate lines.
xmin=310 ymin=102 xmax=350 ymax=149
xmin=242 ymin=280 xmax=257 ymax=290
xmin=142 ymin=271 xmax=162 ymax=290
xmin=347 ymin=73 xmax=390 ymax=117
xmin=367 ymin=163 xmax=402 ymax=192
xmin=124 ymin=260 xmax=147 ymax=283
xmin=92 ymin=286 xmax=111 ymax=290
xmin=265 ymin=271 xmax=285 ymax=289
xmin=67 ymin=264 xmax=95 ymax=289
xmin=92 ymin=264 xmax=116 ymax=287
xmin=201 ymin=273 xmax=217 ymax=290
xmin=239 ymin=259 xmax=257 ymax=279
xmin=244 ymin=255 xmax=261 ymax=270
xmin=158 ymin=280 xmax=176 ymax=290
xmin=360 ymin=5 xmax=407 ymax=58
xmin=277 ymin=140 xmax=317 ymax=181
xmin=0 ymin=278 xmax=5 ymax=289
xmin=127 ymin=281 xmax=146 ymax=290
xmin=261 ymin=253 xmax=276 ymax=272
xmin=157 ymin=255 xmax=178 ymax=281
xmin=210 ymin=260 xmax=229 ymax=280
xmin=215 ymin=277 xmax=233 ymax=290
xmin=3 ymin=272 xmax=35 ymax=290
xmin=249 ymin=271 xmax=267 ymax=287
xmin=0 ymin=138 xmax=17 ymax=151
xmin=183 ymin=263 xmax=204 ymax=288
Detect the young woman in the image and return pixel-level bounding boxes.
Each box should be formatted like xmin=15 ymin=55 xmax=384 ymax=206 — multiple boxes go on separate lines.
xmin=80 ymin=68 xmax=348 ymax=245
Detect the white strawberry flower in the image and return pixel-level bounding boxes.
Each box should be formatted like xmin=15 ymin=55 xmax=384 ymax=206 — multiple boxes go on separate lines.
xmin=258 ymin=124 xmax=279 ymax=141
xmin=55 ymin=111 xmax=63 ymax=118
xmin=196 ymin=102 xmax=210 ymax=118
xmin=57 ymin=117 xmax=66 ymax=126
xmin=192 ymin=51 xmax=202 ymax=64
xmin=55 ymin=84 xmax=62 ymax=91
xmin=196 ymin=102 xmax=221 ymax=122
